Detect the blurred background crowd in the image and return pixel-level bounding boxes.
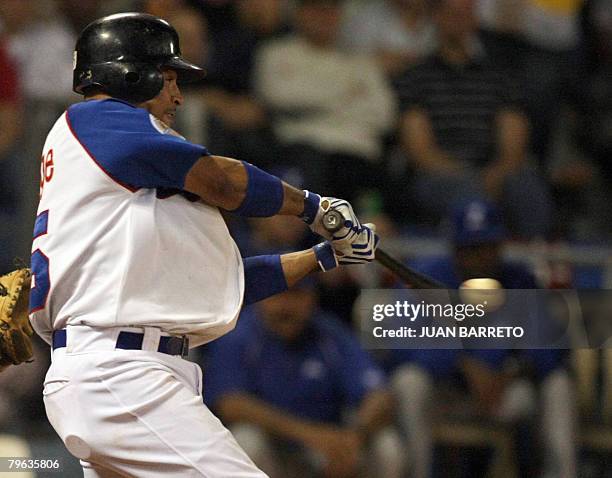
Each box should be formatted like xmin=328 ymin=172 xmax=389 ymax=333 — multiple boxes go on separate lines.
xmin=0 ymin=0 xmax=611 ymax=476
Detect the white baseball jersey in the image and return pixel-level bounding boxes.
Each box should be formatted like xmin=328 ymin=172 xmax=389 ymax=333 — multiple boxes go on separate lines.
xmin=30 ymin=98 xmax=244 ymax=347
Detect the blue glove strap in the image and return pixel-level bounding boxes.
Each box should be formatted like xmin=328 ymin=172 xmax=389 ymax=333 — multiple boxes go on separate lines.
xmin=313 ymin=242 xmax=338 ymax=272
xmin=300 ymin=190 xmax=321 ymax=225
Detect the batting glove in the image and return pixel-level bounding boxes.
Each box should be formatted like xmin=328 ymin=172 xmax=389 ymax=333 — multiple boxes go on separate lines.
xmin=332 ymin=223 xmax=379 ymax=265
xmin=312 ymin=224 xmax=379 ymax=272
xmin=301 ymin=191 xmax=361 ymax=244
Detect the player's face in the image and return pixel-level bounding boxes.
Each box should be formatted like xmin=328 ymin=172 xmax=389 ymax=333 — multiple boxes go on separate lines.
xmin=141 ymin=69 xmax=183 ymax=127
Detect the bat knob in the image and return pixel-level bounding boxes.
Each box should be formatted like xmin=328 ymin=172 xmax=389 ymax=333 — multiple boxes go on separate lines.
xmin=322 ymin=210 xmax=344 ymax=233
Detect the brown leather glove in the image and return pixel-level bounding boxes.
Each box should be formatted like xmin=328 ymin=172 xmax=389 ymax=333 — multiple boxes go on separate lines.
xmin=0 ymin=268 xmax=34 ymax=370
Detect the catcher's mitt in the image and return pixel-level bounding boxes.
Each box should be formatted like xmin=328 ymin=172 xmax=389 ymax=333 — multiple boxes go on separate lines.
xmin=0 ymin=268 xmax=34 ymax=370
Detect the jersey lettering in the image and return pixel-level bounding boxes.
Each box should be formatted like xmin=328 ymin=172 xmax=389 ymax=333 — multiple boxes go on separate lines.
xmin=40 ymin=149 xmax=54 ymax=197
xmin=30 ymin=210 xmax=51 ymax=313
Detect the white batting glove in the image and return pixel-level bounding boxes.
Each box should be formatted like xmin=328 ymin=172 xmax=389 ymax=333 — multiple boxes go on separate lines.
xmin=312 ymin=225 xmax=378 ymax=272
xmin=332 ymin=223 xmax=379 ymax=265
xmin=301 ymin=191 xmax=361 ymax=244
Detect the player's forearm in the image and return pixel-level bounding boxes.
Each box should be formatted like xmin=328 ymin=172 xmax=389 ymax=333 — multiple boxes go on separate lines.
xmin=280 ymin=249 xmax=320 ymax=288
xmin=184 ymin=155 xmax=306 ymax=216
xmin=217 ymin=393 xmax=323 ymax=444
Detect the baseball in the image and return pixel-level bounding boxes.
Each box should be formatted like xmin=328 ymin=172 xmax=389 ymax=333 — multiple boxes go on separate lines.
xmin=459 ymin=278 xmax=505 ymax=312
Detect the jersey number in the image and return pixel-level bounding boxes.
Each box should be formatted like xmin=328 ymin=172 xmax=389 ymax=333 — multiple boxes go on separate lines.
xmin=30 ymin=210 xmax=50 ymax=313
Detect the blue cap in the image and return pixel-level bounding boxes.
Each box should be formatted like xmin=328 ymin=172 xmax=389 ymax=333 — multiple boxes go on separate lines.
xmin=451 ymin=199 xmax=505 ymax=246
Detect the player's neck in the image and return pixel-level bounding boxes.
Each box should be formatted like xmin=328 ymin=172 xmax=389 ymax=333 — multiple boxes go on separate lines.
xmin=84 ymin=93 xmax=112 ymax=101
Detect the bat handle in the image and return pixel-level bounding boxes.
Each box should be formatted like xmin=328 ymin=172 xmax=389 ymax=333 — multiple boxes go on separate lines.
xmin=322 ymin=209 xmax=345 ymax=234
xmin=323 ymin=209 xmax=445 ymax=289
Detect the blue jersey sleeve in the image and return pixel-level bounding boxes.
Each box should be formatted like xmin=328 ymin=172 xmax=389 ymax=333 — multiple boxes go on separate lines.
xmin=67 ymin=99 xmax=209 ymax=191
xmin=319 ymin=317 xmax=386 ymax=407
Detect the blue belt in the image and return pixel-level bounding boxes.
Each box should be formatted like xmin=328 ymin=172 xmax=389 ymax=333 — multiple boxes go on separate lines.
xmin=52 ymin=329 xmax=190 ymax=358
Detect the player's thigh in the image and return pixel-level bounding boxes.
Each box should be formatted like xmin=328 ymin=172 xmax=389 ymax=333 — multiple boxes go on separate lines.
xmin=46 ymin=352 xmax=265 ymax=477
xmin=94 ymin=359 xmax=264 ymax=476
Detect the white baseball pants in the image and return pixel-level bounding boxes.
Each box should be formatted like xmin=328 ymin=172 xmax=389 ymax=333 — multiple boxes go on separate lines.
xmin=43 ymin=326 xmax=267 ymax=477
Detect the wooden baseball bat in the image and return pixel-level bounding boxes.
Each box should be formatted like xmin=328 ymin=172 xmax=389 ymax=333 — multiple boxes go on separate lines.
xmin=322 ymin=210 xmax=446 ymax=289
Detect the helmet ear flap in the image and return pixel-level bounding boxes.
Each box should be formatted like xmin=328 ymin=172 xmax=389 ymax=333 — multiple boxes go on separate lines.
xmin=77 ymin=62 xmax=163 ymax=103
xmin=124 ymin=71 xmax=141 ymax=84
xmin=117 ymin=63 xmax=163 ymax=103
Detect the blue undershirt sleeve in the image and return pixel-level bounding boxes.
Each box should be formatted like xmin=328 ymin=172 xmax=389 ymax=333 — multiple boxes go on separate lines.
xmin=243 ymin=255 xmax=288 ymax=305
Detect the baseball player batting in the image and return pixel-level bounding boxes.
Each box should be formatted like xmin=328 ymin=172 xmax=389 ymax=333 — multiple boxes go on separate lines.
xmin=29 ymin=13 xmax=378 ymax=477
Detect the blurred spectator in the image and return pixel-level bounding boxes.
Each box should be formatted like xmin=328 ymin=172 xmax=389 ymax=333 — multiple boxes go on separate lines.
xmin=340 ymin=0 xmax=437 ymax=77
xmin=205 ymin=0 xmax=287 ymax=93
xmin=0 ymin=0 xmax=94 ymax=263
xmin=204 ymin=283 xmax=404 ymax=478
xmin=582 ymin=0 xmax=612 ymax=179
xmin=520 ymin=0 xmax=585 ymax=167
xmin=0 ymin=339 xmax=48 ymax=435
xmin=0 ymin=38 xmax=21 ymax=163
xmin=394 ymin=0 xmax=552 ymax=238
xmin=0 ymin=0 xmax=75 ymax=103
xmin=389 ymin=199 xmax=576 ymax=477
xmin=572 ymin=0 xmax=612 ymax=229
xmin=142 ymin=1 xmax=211 ymax=144
xmin=254 ymin=0 xmax=396 ymax=204
xmin=478 ymin=0 xmax=586 ymax=168
xmin=56 ymin=0 xmax=103 ymax=35
xmin=0 ymin=32 xmax=23 ymax=271
xmin=143 ymin=0 xmax=286 ymax=163
xmin=141 ymin=0 xmax=186 ymax=19
xmin=141 ymin=1 xmax=208 ymax=68
xmin=199 ymin=0 xmax=289 ymax=164
xmin=535 ymin=0 xmax=612 ymax=239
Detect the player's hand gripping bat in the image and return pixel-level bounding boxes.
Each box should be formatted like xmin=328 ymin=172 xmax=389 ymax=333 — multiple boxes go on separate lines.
xmin=322 ymin=210 xmax=446 ymax=289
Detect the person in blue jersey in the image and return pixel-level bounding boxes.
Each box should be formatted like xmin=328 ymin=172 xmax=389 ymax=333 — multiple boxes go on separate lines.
xmin=31 ymin=13 xmax=379 ymax=478
xmin=388 ymin=199 xmax=576 ymax=478
xmin=204 ymin=280 xmax=405 ymax=478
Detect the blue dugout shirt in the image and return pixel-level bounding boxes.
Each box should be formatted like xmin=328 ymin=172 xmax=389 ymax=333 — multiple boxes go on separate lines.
xmin=205 ymin=309 xmax=386 ymax=424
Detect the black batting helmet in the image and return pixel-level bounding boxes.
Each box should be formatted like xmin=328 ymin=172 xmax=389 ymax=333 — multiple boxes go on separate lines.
xmin=73 ymin=12 xmax=205 ymax=103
